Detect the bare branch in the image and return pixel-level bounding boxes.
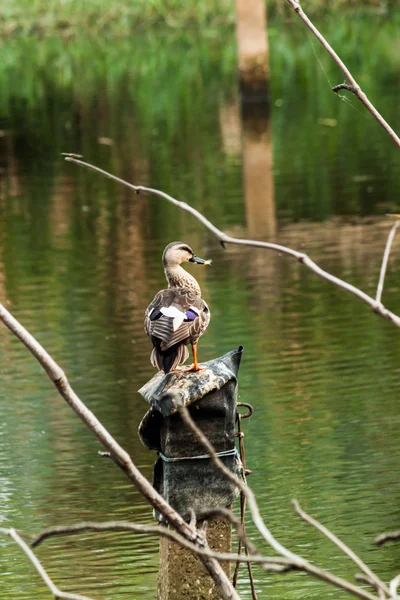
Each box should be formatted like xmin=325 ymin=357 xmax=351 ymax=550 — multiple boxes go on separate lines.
xmin=174 ymin=401 xmax=379 ymax=600
xmin=332 ymin=83 xmax=359 ymax=95
xmin=292 ymin=500 xmax=390 ymax=597
xmin=376 ymin=531 xmax=400 ymax=546
xmin=390 ymin=574 xmax=400 ymax=598
xmin=376 ymin=221 xmax=400 ymax=304
xmin=0 ymin=527 xmax=95 ymax=600
xmin=0 ymin=305 xmax=187 ymax=533
xmin=175 ymin=402 xmax=299 ymax=561
xmin=355 ymin=575 xmax=386 ymax=600
xmin=30 ymin=520 xmax=292 ymax=573
xmin=64 ymin=157 xmax=400 ymax=330
xmin=205 ymin=508 xmax=259 ymax=555
xmin=285 ymin=0 xmax=400 ymax=149
xmin=0 ymin=304 xmax=239 ymax=600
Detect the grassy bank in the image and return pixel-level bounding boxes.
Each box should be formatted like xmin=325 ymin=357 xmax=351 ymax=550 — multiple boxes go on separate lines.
xmin=0 ymin=0 xmax=398 ymax=37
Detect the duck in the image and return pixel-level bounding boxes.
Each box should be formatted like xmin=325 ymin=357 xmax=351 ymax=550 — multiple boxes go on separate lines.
xmin=145 ymin=241 xmax=211 ymax=373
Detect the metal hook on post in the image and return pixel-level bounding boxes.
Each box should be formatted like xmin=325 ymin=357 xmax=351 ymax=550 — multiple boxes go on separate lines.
xmin=233 ymin=402 xmax=258 ymax=600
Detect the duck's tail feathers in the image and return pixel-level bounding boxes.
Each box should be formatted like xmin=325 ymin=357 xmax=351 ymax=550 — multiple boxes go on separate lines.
xmin=150 ymin=342 xmax=189 ymax=373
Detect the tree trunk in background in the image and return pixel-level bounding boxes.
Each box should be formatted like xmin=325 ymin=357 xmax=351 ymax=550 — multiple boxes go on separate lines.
xmin=235 ymin=0 xmax=269 ymax=100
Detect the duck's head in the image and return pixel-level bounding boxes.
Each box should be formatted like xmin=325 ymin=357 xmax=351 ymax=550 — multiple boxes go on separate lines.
xmin=162 ymin=241 xmax=211 ymax=268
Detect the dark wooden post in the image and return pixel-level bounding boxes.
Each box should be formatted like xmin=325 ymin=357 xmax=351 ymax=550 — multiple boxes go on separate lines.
xmin=138 ymin=346 xmax=243 ymax=600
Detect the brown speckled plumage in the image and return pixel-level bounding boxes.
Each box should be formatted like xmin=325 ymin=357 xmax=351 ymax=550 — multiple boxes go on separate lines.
xmin=145 ymin=242 xmax=211 ymax=373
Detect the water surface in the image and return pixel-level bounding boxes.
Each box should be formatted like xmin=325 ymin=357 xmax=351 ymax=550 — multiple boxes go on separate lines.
xmin=1 ymin=14 xmax=400 ymax=599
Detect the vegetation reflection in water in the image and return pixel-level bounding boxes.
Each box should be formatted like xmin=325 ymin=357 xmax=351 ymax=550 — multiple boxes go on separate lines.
xmin=1 ymin=12 xmax=400 ymax=600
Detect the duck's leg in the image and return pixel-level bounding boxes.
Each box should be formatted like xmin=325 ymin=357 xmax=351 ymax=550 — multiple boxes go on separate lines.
xmin=189 ymin=342 xmax=205 ymax=371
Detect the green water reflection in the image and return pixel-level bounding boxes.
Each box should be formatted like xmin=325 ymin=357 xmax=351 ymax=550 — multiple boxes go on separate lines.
xmin=1 ymin=13 xmax=400 ymax=599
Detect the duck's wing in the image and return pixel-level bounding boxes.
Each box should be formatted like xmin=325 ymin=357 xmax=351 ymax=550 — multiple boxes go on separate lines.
xmin=145 ymin=288 xmax=210 ymax=351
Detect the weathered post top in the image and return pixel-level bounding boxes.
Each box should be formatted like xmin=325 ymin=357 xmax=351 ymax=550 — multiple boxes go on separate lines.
xmin=138 ymin=346 xmax=243 ymax=521
xmin=138 ymin=345 xmax=243 ymax=410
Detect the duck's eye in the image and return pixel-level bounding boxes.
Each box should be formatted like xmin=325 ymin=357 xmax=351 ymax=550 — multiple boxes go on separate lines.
xmin=179 ymin=246 xmax=192 ymax=254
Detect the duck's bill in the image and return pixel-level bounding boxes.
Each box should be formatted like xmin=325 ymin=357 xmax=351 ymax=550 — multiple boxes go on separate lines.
xmin=190 ymin=254 xmax=212 ymax=266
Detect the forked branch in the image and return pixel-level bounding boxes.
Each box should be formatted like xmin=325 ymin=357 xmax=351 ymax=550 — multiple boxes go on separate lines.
xmin=0 ymin=527 xmax=95 ymax=600
xmin=376 ymin=220 xmax=400 ymax=304
xmin=285 ymin=0 xmax=400 ymax=149
xmin=65 ymin=157 xmax=400 ymax=329
xmin=174 ymin=400 xmax=380 ymax=600
xmin=31 ymin=520 xmax=293 ymax=572
xmin=292 ymin=500 xmax=390 ymax=597
xmin=0 ymin=303 xmax=239 ymax=600
xmin=376 ymin=531 xmax=400 ymax=546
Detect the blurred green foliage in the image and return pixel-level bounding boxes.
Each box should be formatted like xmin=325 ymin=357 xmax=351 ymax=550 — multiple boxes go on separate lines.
xmin=0 ymin=0 xmax=399 ymax=37
xmin=1 ymin=11 xmax=400 ymax=221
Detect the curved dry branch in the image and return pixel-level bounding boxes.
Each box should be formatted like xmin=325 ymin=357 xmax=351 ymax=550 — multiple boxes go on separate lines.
xmin=285 ymin=1 xmax=400 ymax=149
xmin=174 ymin=401 xmax=379 ymax=600
xmin=0 ymin=303 xmax=239 ymax=600
xmin=355 ymin=575 xmax=386 ymax=600
xmin=64 ymin=157 xmax=400 ymax=330
xmin=31 ymin=520 xmax=291 ymax=573
xmin=376 ymin=531 xmax=400 ymax=546
xmin=390 ymin=574 xmax=400 ymax=598
xmin=205 ymin=507 xmax=259 ymax=555
xmin=376 ymin=221 xmax=400 ymax=304
xmin=292 ymin=500 xmax=390 ymax=597
xmin=0 ymin=305 xmax=187 ymax=532
xmin=0 ymin=527 xmax=95 ymax=600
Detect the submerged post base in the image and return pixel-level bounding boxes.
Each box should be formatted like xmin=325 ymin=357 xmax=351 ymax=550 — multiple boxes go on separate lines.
xmin=158 ymin=514 xmax=231 ymax=600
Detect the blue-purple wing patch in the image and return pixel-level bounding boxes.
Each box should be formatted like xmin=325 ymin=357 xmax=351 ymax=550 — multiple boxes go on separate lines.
xmin=149 ymin=308 xmax=163 ymax=321
xmin=184 ymin=309 xmax=198 ymax=322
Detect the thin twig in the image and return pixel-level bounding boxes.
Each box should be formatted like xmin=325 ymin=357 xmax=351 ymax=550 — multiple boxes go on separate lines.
xmin=30 ymin=521 xmax=292 ymax=572
xmin=332 ymin=83 xmax=359 ymax=94
xmin=355 ymin=575 xmax=386 ymax=600
xmin=174 ymin=401 xmax=300 ymax=562
xmin=376 ymin=221 xmax=400 ymax=304
xmin=285 ymin=0 xmax=400 ymax=149
xmin=390 ymin=574 xmax=400 ymax=598
xmin=174 ymin=400 xmax=379 ymax=600
xmin=292 ymin=500 xmax=390 ymax=597
xmin=0 ymin=527 xmax=95 ymax=600
xmin=0 ymin=304 xmax=239 ymax=600
xmin=204 ymin=508 xmax=259 ymax=555
xmin=376 ymin=531 xmax=400 ymax=546
xmin=64 ymin=157 xmax=400 ymax=329
xmin=0 ymin=306 xmax=186 ymax=532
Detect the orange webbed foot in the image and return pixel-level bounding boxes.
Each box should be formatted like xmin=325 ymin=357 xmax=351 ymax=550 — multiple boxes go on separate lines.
xmin=186 ymin=363 xmax=206 ymax=372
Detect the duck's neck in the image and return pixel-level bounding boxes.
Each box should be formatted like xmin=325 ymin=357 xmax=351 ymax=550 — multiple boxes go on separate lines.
xmin=165 ymin=265 xmax=201 ymax=296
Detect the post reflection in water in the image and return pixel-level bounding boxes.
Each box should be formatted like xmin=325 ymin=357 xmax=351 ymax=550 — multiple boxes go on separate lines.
xmin=228 ymin=96 xmax=280 ymax=312
xmin=241 ymin=101 xmax=276 ymax=241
